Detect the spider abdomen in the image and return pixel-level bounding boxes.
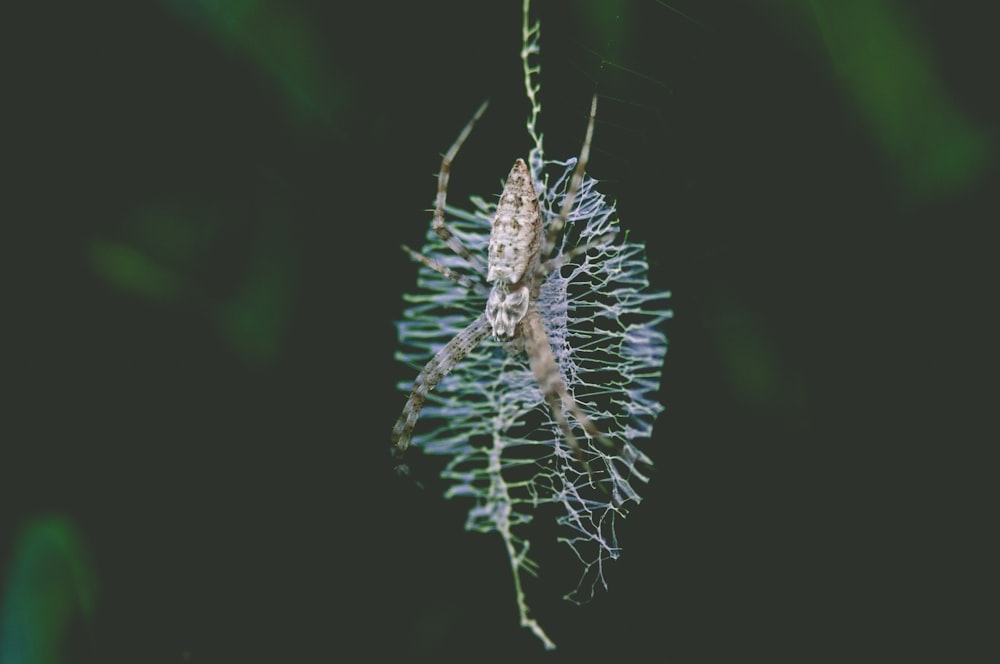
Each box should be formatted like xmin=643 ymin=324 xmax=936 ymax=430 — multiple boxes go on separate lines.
xmin=487 ymin=159 xmax=542 ymax=286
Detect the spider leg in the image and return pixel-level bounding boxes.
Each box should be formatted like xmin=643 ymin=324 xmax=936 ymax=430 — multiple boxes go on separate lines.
xmin=541 ymin=94 xmax=597 ymax=259
xmin=401 ymin=244 xmax=488 ymax=296
xmin=521 ymin=304 xmax=615 ymax=471
xmin=540 ymin=230 xmax=618 ymax=277
xmin=432 ymin=100 xmax=490 ymax=272
xmin=391 ymin=313 xmax=492 ymax=475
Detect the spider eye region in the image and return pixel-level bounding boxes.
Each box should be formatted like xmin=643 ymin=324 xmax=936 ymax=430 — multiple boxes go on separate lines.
xmin=486 ymin=284 xmax=529 ymax=341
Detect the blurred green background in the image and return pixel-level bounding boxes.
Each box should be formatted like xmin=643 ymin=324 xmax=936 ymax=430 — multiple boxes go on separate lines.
xmin=4 ymin=0 xmax=993 ymax=661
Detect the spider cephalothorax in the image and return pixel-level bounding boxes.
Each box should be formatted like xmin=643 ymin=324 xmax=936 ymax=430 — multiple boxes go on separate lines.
xmin=389 ymin=97 xmax=616 ymax=477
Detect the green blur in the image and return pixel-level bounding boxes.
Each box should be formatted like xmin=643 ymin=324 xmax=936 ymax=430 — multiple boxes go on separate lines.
xmin=0 ymin=517 xmax=97 ymax=664
xmin=778 ymin=0 xmax=992 ymax=198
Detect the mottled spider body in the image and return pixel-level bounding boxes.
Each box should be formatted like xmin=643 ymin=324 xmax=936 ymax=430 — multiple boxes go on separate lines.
xmin=390 ymin=97 xmax=610 ymax=475
xmin=486 ymin=159 xmax=541 ymax=342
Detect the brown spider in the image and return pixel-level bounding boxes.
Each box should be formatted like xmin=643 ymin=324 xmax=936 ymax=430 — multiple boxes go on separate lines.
xmin=390 ymin=95 xmax=616 ymax=477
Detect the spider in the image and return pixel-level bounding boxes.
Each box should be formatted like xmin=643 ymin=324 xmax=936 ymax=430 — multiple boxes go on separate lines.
xmin=390 ymin=95 xmax=617 ymax=477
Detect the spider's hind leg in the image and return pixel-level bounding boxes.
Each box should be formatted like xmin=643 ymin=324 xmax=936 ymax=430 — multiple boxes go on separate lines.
xmin=540 ymin=95 xmax=598 ymax=259
xmin=540 ymin=229 xmax=618 ymax=277
xmin=432 ymin=100 xmax=490 ymax=274
xmin=401 ymin=244 xmax=488 ymax=296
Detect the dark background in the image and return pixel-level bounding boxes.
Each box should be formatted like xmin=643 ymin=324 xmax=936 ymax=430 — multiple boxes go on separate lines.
xmin=4 ymin=0 xmax=994 ymax=661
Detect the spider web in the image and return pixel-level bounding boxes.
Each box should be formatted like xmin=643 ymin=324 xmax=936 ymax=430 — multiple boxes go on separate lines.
xmin=393 ymin=0 xmax=671 ymax=650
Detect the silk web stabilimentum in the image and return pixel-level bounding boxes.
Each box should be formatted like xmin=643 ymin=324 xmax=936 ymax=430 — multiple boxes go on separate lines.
xmin=391 ymin=0 xmax=671 ymax=650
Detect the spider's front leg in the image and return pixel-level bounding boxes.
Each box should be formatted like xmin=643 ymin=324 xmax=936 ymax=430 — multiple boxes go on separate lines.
xmin=390 ymin=313 xmax=491 ymax=476
xmin=521 ymin=304 xmax=613 ymax=470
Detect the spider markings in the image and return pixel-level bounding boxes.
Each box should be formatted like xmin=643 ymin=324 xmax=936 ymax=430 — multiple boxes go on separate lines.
xmin=391 ymin=96 xmax=616 ymax=478
xmin=485 ymin=159 xmax=541 ymax=341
